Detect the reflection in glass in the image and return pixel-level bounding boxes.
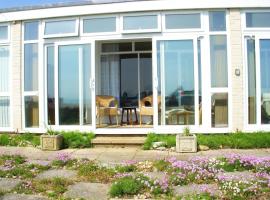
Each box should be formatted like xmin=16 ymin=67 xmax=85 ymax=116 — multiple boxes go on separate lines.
xmin=0 ymin=97 xmax=10 ymax=127
xmin=120 ymin=54 xmax=138 ymax=107
xmin=260 ymin=40 xmax=270 ymax=124
xmin=247 ymin=39 xmax=256 ymax=124
xmin=211 ymin=93 xmax=228 ymax=127
xmin=158 ymin=40 xmax=195 ymax=125
xmin=246 ymin=12 xmax=270 ymax=28
xmin=45 ymin=20 xmax=76 ymax=35
xmin=24 ymin=21 xmax=39 ymax=41
xmin=209 ymin=11 xmax=226 ymax=31
xmin=25 ymin=96 xmax=39 ymax=127
xmin=0 ymin=26 xmax=8 ymax=40
xmin=47 ymin=46 xmax=55 ymax=125
xmin=198 ymin=40 xmax=202 ymax=124
xmin=165 ymin=13 xmax=201 ymax=29
xmin=83 ymin=17 xmax=116 ymax=33
xmin=102 ymin=43 xmax=132 ymax=52
xmin=140 ymin=53 xmax=152 ymax=100
xmin=58 ymin=44 xmax=91 ymax=125
xmin=210 ymin=35 xmax=228 ymax=87
xmin=24 ymin=43 xmax=38 ymax=91
xmin=123 ymin=15 xmax=158 ymax=30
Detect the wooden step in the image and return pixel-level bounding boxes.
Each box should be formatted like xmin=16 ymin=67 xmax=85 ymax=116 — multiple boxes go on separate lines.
xmin=92 ymin=136 xmax=146 ymax=146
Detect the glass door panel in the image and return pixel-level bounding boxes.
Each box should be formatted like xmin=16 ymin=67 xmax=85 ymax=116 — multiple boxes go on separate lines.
xmin=58 ymin=44 xmax=92 ymax=126
xmin=260 ymin=39 xmax=270 ymax=124
xmin=157 ymin=39 xmax=196 ymax=125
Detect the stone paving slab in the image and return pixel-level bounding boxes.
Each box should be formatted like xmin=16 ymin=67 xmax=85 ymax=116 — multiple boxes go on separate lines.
xmin=64 ymin=182 xmax=110 ymax=200
xmin=0 ymin=178 xmax=22 ymax=192
xmin=26 ymin=160 xmax=51 ymax=166
xmin=217 ymin=171 xmax=257 ymax=181
xmin=36 ymin=169 xmax=77 ymax=180
xmin=143 ymin=172 xmax=167 ymax=182
xmin=173 ymin=183 xmax=220 ymax=197
xmin=0 ymin=194 xmax=48 ymax=200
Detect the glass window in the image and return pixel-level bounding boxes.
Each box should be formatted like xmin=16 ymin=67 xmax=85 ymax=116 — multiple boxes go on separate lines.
xmin=123 ymin=15 xmax=158 ymax=31
xmin=211 ymin=93 xmax=228 ymax=127
xmin=140 ymin=53 xmax=152 ymax=100
xmin=135 ymin=42 xmax=152 ymax=51
xmin=24 ymin=21 xmax=39 ymax=41
xmin=25 ymin=96 xmax=39 ymax=128
xmin=209 ymin=11 xmax=226 ymax=31
xmin=157 ymin=40 xmax=195 ymax=125
xmin=246 ymin=12 xmax=270 ymax=28
xmin=0 ymin=25 xmax=8 ymax=41
xmin=247 ymin=39 xmax=256 ymax=124
xmin=260 ymin=39 xmax=270 ymax=124
xmin=102 ymin=43 xmax=132 ymax=52
xmin=165 ymin=13 xmax=201 ymax=29
xmin=44 ymin=19 xmax=77 ymax=36
xmin=0 ymin=97 xmax=10 ymax=127
xmin=83 ymin=17 xmax=116 ymax=33
xmin=47 ymin=46 xmax=55 ymax=125
xmin=0 ymin=46 xmax=9 ymax=93
xmin=210 ymin=35 xmax=228 ymax=87
xmin=24 ymin=43 xmax=38 ymax=91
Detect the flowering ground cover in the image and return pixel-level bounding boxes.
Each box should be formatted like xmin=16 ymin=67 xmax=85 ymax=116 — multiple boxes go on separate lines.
xmin=0 ymin=153 xmax=269 ymax=200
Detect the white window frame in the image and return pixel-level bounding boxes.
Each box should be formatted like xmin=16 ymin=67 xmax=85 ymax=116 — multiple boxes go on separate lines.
xmin=243 ymin=10 xmax=270 ymax=31
xmin=120 ymin=12 xmax=162 ymax=34
xmin=42 ymin=18 xmax=79 ymax=38
xmin=0 ymin=23 xmax=10 ymax=44
xmin=0 ymin=44 xmax=12 ymax=131
xmin=162 ymin=11 xmax=203 ymax=33
xmin=22 ymin=20 xmax=44 ymax=132
xmin=80 ymin=14 xmax=120 ymax=36
xmin=52 ymin=40 xmax=96 ymax=130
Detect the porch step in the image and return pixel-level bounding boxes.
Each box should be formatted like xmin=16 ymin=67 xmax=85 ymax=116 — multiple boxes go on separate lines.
xmin=92 ymin=136 xmax=146 ymax=146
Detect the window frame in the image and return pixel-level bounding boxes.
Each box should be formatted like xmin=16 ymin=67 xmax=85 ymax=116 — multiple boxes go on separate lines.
xmin=80 ymin=15 xmax=120 ymax=36
xmin=120 ymin=12 xmax=162 ymax=34
xmin=162 ymin=11 xmax=203 ymax=33
xmin=42 ymin=18 xmax=79 ymax=38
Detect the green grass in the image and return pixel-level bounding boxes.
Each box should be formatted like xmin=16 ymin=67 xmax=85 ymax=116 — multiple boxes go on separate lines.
xmin=0 ymin=133 xmax=40 ymax=147
xmin=143 ymin=132 xmax=270 ymax=150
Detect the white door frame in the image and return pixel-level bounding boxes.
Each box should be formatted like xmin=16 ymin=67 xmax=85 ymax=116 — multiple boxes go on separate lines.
xmin=47 ymin=40 xmax=96 ymax=131
xmin=152 ymin=36 xmax=201 ymax=133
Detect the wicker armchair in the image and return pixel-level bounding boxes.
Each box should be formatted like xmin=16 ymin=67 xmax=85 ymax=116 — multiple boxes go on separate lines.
xmin=139 ymin=95 xmax=161 ymax=126
xmin=96 ymin=95 xmax=119 ymax=125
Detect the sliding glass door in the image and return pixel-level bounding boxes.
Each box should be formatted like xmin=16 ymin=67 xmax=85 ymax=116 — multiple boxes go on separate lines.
xmin=247 ymin=36 xmax=270 ymax=126
xmin=154 ymin=37 xmax=199 ymax=127
xmin=46 ymin=42 xmax=94 ymax=127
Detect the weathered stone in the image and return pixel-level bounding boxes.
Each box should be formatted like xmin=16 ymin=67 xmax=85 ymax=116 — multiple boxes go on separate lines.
xmin=1 ymin=194 xmax=48 ymax=200
xmin=26 ymin=160 xmax=51 ymax=166
xmin=36 ymin=169 xmax=77 ymax=180
xmin=0 ymin=178 xmax=22 ymax=192
xmin=156 ymin=146 xmax=166 ymax=151
xmin=217 ymin=171 xmax=257 ymax=181
xmin=198 ymin=145 xmax=210 ymax=151
xmin=173 ymin=183 xmax=220 ymax=197
xmin=64 ymin=182 xmax=109 ymax=200
xmin=143 ymin=172 xmax=167 ymax=182
xmin=152 ymin=141 xmax=165 ymax=149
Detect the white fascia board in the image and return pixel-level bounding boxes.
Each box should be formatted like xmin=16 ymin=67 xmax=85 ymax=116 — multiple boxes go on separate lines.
xmin=1 ymin=0 xmax=270 ymax=22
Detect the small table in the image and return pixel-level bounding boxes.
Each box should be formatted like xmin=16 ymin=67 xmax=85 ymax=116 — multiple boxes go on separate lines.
xmin=121 ymin=107 xmax=138 ymax=125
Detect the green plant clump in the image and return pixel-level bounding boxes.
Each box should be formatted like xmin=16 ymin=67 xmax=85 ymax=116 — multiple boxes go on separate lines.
xmin=110 ymin=176 xmax=144 ymax=197
xmin=60 ymin=131 xmax=95 ymax=148
xmin=143 ymin=133 xmax=176 ymax=150
xmin=0 ymin=133 xmax=40 ymax=147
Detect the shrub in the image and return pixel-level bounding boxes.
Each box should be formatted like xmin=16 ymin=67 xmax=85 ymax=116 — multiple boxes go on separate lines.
xmin=143 ymin=133 xmax=176 ymax=150
xmin=61 ymin=131 xmax=95 ymax=148
xmin=109 ymin=176 xmax=144 ymax=197
xmin=0 ymin=134 xmax=9 ymax=146
xmin=0 ymin=133 xmax=40 ymax=147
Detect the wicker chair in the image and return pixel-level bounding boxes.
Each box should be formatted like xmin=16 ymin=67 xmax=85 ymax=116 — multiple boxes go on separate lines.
xmin=96 ymin=95 xmax=119 ymax=125
xmin=139 ymin=95 xmax=161 ymax=126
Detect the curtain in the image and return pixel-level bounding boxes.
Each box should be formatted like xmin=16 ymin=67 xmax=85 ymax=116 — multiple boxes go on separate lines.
xmin=0 ymin=46 xmax=9 ymax=127
xmin=210 ymin=35 xmax=228 ymax=88
xmin=99 ymin=55 xmax=120 ymax=101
